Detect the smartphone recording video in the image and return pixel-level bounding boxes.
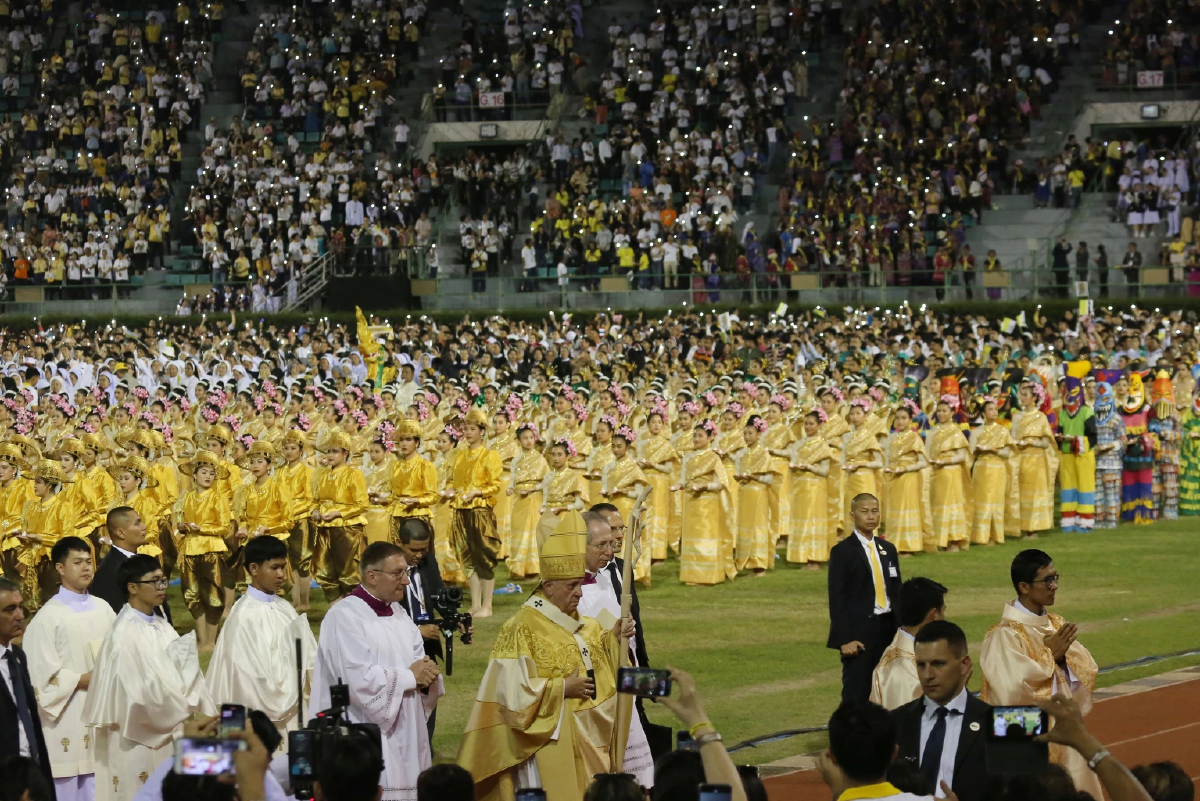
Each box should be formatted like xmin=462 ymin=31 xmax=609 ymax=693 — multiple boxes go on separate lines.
xmin=989 ymin=706 xmax=1049 ymax=739
xmin=173 ymin=737 xmax=247 ymax=776
xmin=616 ymin=666 xmax=672 ymax=697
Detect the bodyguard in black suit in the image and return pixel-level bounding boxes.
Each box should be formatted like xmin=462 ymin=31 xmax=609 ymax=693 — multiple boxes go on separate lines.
xmin=892 ymin=621 xmax=992 ymax=801
xmin=827 ymin=493 xmax=901 ymax=701
xmin=94 ymin=507 xmax=172 ymax=622
xmin=0 ymin=577 xmax=55 ymax=795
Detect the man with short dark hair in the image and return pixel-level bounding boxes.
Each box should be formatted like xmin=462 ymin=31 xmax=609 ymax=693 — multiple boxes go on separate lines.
xmin=313 ymin=540 xmax=442 ymax=801
xmin=871 ymin=578 xmax=947 ymax=709
xmin=93 ymin=506 xmax=162 ymax=618
xmin=24 ymin=536 xmax=117 ymax=801
xmin=82 ymin=555 xmax=213 ymax=801
xmin=206 ymin=535 xmax=318 ymax=737
xmin=417 ymin=764 xmax=473 ymax=801
xmin=588 ymin=503 xmax=650 ymax=670
xmin=315 ymin=734 xmax=384 ymax=801
xmin=892 ymin=621 xmax=991 ymax=801
xmin=981 ymin=549 xmax=1101 ymax=799
xmin=818 ymin=699 xmax=925 ymax=801
xmin=827 ymin=493 xmax=901 ymax=701
xmin=0 ymin=575 xmax=54 ymax=789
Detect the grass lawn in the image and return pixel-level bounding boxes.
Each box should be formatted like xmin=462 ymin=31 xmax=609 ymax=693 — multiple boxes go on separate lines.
xmin=175 ymin=520 xmax=1200 ymax=766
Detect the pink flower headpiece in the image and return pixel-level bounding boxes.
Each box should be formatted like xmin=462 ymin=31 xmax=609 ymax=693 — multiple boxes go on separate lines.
xmin=444 ymin=425 xmax=463 ymax=443
xmin=518 ymin=422 xmax=541 ymax=441
xmin=650 ymin=396 xmax=669 ymax=419
xmin=561 ymin=386 xmax=577 ymax=403
xmin=467 ymin=382 xmax=481 ymax=398
xmin=812 ymin=407 xmax=829 ymax=424
xmin=417 ymin=402 xmax=431 ymax=422
xmin=849 ymin=397 xmax=873 ymax=413
xmin=179 ymin=398 xmax=192 ymax=413
xmin=253 ymin=395 xmax=267 ymax=412
xmin=600 ymin=413 xmax=620 ymax=430
xmin=201 ymin=405 xmax=220 ymax=423
xmin=82 ymin=422 xmax=97 ymax=434
xmin=573 ymin=403 xmax=589 ymax=422
xmin=868 ymin=386 xmax=884 ymax=403
xmin=236 ymin=434 xmax=255 ymax=450
xmin=346 ymin=386 xmax=364 ymax=402
xmin=262 ymin=380 xmax=278 ymax=399
xmin=371 ymin=393 xmax=384 ymax=408
xmin=332 ymin=399 xmax=348 ymax=417
xmin=294 ymin=413 xmax=313 ymax=431
xmin=703 ymin=390 xmax=719 ymax=408
xmin=133 ymin=386 xmax=150 ymax=401
xmin=727 ymin=402 xmax=745 ymax=419
xmin=769 ymin=393 xmax=792 ymax=411
xmin=615 ymin=425 xmax=637 ymax=443
xmin=698 ymin=419 xmax=718 ymax=437
xmin=680 ymin=400 xmax=700 ymax=417
xmin=823 ymin=386 xmax=845 ymax=403
xmin=752 ymin=416 xmax=770 ymax=433
xmin=553 ymin=437 xmax=578 ymax=457
xmin=454 ymin=396 xmax=470 ymax=415
xmin=939 ymin=393 xmax=961 ymax=412
xmin=615 ymin=400 xmax=631 ymax=419
xmin=220 ymin=414 xmax=241 ymax=432
xmin=162 ymin=424 xmax=174 ymax=444
xmin=351 ymin=409 xmax=369 ymax=427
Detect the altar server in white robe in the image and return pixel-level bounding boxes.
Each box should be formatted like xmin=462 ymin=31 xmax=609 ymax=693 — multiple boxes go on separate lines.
xmin=313 ymin=541 xmax=444 ymax=801
xmin=576 ymin=512 xmax=654 ymax=788
xmin=206 ymin=535 xmax=317 ymax=737
xmin=24 ymin=536 xmax=117 ymax=801
xmin=81 ymin=554 xmax=214 ymax=801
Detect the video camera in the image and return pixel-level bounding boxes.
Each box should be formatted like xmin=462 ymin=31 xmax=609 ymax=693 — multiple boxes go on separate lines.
xmin=429 ymin=587 xmax=472 ymax=676
xmin=288 ymin=681 xmax=384 ymax=801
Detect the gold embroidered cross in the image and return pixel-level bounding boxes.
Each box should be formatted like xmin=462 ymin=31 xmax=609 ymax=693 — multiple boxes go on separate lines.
xmin=61 ymin=737 xmax=69 ymax=753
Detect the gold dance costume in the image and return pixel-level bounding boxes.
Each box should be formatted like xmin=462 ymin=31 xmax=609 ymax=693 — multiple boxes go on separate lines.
xmin=927 ymin=423 xmax=973 ymax=548
xmin=969 ymin=423 xmax=1012 ymax=544
xmin=677 ymin=449 xmax=737 ymax=586
xmin=885 ymin=429 xmax=928 ymax=553
xmin=788 ymin=437 xmax=834 ymax=564
xmin=178 ymin=488 xmax=232 ymax=613
xmin=506 ymin=450 xmax=549 ymax=578
xmin=312 ymin=464 xmax=369 ymax=600
xmin=448 ymin=444 xmax=504 ymax=581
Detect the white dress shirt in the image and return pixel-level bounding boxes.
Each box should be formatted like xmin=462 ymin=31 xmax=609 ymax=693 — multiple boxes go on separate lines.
xmin=246 ymin=585 xmax=277 ymax=604
xmin=854 ymin=530 xmax=892 ymax=614
xmin=0 ymin=640 xmax=31 ymax=757
xmin=918 ymin=687 xmax=968 ymax=798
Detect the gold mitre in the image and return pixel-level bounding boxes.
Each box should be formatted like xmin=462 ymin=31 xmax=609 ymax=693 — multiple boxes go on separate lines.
xmin=539 ymin=510 xmax=588 ymax=581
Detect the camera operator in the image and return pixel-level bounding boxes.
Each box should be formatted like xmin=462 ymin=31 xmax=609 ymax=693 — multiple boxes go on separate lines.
xmin=395 ymin=518 xmax=473 ymax=740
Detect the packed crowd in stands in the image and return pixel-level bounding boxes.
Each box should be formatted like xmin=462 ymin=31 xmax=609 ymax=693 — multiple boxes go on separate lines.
xmin=0 ymin=1 xmax=214 ymax=295
xmin=1100 ymin=0 xmax=1200 ymax=87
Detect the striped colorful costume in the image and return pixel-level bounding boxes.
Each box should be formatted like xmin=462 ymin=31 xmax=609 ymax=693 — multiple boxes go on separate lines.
xmin=1150 ymin=412 xmax=1181 ymax=520
xmin=1121 ymin=405 xmax=1155 ymax=524
xmin=1094 ymin=408 xmax=1125 ymax=529
xmin=1180 ymin=406 xmax=1200 ymax=515
xmin=1057 ymin=406 xmax=1096 ymax=532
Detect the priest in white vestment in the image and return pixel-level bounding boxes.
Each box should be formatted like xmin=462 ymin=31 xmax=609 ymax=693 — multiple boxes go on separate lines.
xmin=313 ymin=541 xmax=444 ymax=801
xmin=81 ymin=554 xmax=214 ymax=801
xmin=577 ymin=512 xmax=653 ymax=788
xmin=24 ymin=536 xmax=118 ymax=801
xmin=206 ymin=536 xmax=317 ymax=736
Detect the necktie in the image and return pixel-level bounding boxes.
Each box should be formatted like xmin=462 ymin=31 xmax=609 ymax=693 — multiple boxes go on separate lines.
xmin=4 ymin=650 xmax=38 ymax=764
xmin=921 ymin=706 xmax=950 ymax=796
xmin=867 ymin=540 xmax=887 ymax=610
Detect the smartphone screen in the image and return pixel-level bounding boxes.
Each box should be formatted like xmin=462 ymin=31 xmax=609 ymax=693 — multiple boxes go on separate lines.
xmin=699 ymin=783 xmax=733 ymax=801
xmin=989 ymin=706 xmax=1049 ymax=739
xmin=288 ymin=731 xmax=315 ymax=780
xmin=515 ymin=789 xmax=547 ymax=801
xmin=219 ymin=703 xmax=247 ymax=737
xmin=173 ymin=738 xmax=246 ymax=776
xmin=616 ymin=666 xmax=672 ymax=697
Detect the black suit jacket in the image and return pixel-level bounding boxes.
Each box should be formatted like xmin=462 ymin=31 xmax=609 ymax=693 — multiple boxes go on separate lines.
xmin=92 ymin=547 xmax=171 ymax=622
xmin=893 ymin=693 xmax=992 ymax=801
xmin=0 ymin=643 xmax=55 ymax=793
xmin=826 ymin=533 xmax=902 ymax=650
xmin=606 ymin=557 xmax=649 ymax=668
xmin=399 ymin=552 xmax=445 ymax=661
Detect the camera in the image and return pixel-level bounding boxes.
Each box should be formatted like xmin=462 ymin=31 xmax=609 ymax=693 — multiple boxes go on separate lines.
xmin=429 ymin=587 xmax=473 ymax=676
xmin=288 ymin=681 xmax=384 ymax=801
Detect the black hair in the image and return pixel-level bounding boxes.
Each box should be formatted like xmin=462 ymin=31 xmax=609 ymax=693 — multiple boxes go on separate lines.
xmin=244 ymin=535 xmax=288 ymax=568
xmin=914 ymin=620 xmax=969 ymax=656
xmin=106 ymin=505 xmax=136 ymax=533
xmin=585 ymin=774 xmax=643 ymax=801
xmin=1010 ymin=549 xmax=1053 ymax=594
xmin=589 ymin=502 xmax=619 ymax=515
xmin=117 ymin=555 xmax=161 ymax=600
xmin=0 ymin=755 xmax=54 ymax=801
xmin=652 ymin=749 xmax=704 ymax=801
xmin=899 ymin=577 xmax=948 ymax=627
xmin=850 ymin=492 xmax=878 ymax=510
xmin=1131 ymin=762 xmax=1194 ymax=801
xmin=418 ymin=765 xmax=474 ymax=801
xmin=828 ymin=700 xmax=895 ymax=783
xmin=397 ymin=517 xmax=434 ymax=545
xmin=51 ymin=536 xmax=92 ymax=565
xmin=315 ymin=732 xmax=384 ymax=801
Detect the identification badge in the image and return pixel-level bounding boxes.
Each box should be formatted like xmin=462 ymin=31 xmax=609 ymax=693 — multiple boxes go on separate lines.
xmin=888 ymin=565 xmax=898 ymax=578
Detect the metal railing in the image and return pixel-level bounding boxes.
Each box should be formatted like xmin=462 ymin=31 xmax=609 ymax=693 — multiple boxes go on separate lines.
xmin=409 ymin=262 xmax=1195 ymax=311
xmin=282 ymin=251 xmax=335 ymax=312
xmin=1093 ymin=65 xmax=1200 ymax=94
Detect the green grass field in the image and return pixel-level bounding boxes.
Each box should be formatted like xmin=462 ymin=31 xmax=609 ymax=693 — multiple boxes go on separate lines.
xmin=176 ymin=521 xmax=1200 ymax=766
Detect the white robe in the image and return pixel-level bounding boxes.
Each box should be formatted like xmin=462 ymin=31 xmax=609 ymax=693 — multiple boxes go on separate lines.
xmin=23 ymin=589 xmax=117 ymax=780
xmin=312 ymin=594 xmax=444 ymax=801
xmin=81 ymin=606 xmax=214 ymax=801
xmin=205 ymin=587 xmax=318 ymax=737
xmin=578 ymin=567 xmax=655 ymax=788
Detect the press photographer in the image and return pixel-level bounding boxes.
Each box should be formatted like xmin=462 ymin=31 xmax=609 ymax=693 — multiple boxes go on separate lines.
xmin=396 ymin=519 xmax=474 ymax=739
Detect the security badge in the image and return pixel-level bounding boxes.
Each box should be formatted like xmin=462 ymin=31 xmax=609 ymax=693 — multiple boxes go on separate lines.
xmin=879 ymin=544 xmax=898 ymax=577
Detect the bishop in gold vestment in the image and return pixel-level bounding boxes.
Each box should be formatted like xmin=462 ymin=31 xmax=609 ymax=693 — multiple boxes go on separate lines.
xmin=458 ymin=512 xmax=632 ymax=801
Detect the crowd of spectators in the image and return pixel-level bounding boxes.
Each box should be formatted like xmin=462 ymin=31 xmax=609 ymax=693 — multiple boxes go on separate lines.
xmin=1100 ymin=0 xmax=1200 ymax=87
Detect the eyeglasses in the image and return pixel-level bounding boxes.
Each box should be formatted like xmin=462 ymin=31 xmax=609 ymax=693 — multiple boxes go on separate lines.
xmin=591 ymin=541 xmax=615 ymax=552
xmin=371 ymin=568 xmax=409 ymax=579
xmin=1031 ymin=573 xmax=1061 ymax=587
xmin=132 ymin=578 xmax=169 ymax=589
xmin=610 ymin=525 xmax=628 ymax=533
